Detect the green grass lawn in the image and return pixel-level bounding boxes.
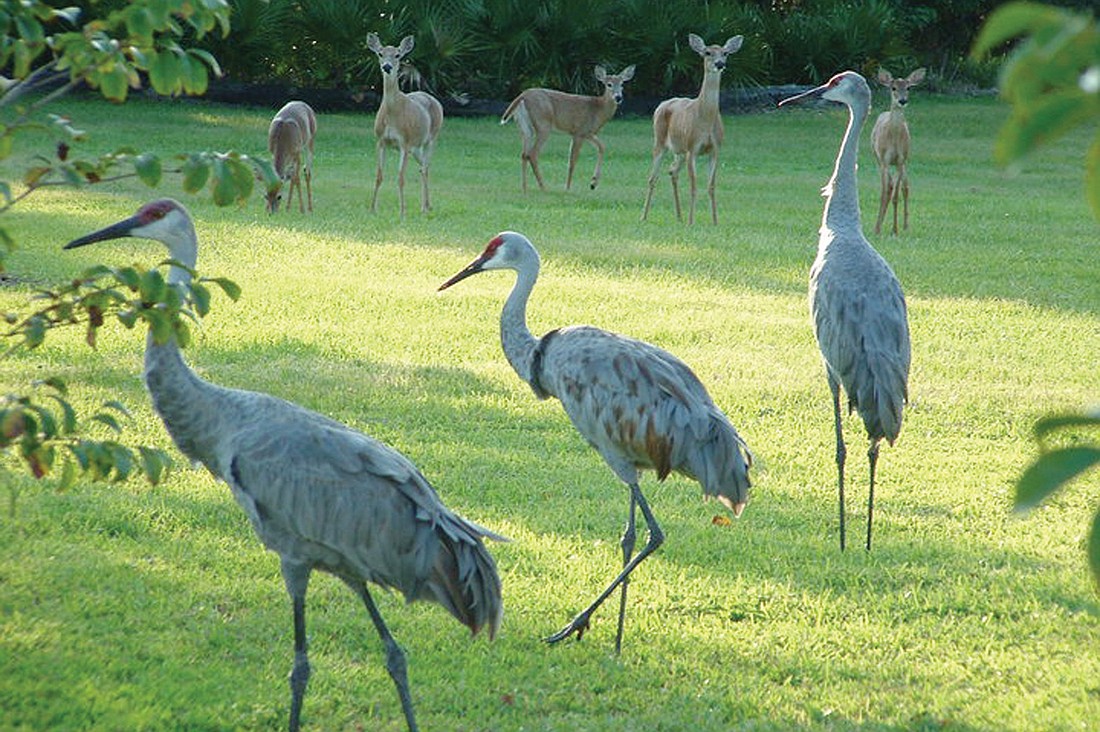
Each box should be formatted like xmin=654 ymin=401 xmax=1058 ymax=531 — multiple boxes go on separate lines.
xmin=1 ymin=89 xmax=1097 ymax=731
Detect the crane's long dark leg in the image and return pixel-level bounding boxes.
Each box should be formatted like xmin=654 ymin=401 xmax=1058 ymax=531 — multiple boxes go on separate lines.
xmin=829 ymin=377 xmax=847 ymax=551
xmin=346 ymin=580 xmax=419 ymax=732
xmin=614 ymin=490 xmax=638 ymax=655
xmin=546 ymin=483 xmax=664 ymax=647
xmin=866 ymin=441 xmax=881 ymax=551
xmin=281 ymin=560 xmax=312 ymax=732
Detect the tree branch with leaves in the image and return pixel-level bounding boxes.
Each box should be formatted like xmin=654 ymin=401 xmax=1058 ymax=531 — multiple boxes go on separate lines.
xmin=972 ymin=1 xmax=1100 ymax=587
xmin=0 ymin=0 xmax=264 ymax=504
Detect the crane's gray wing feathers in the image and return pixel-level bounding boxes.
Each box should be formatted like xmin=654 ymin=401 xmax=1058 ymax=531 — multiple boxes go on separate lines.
xmin=811 ymin=249 xmax=910 ymax=444
xmin=540 ymin=326 xmax=751 ymax=505
xmin=223 ymin=396 xmax=503 ymax=637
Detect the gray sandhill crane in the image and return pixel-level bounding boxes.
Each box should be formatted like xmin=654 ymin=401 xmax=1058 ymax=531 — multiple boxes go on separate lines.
xmin=438 ymin=231 xmax=752 ymax=653
xmin=64 ymin=199 xmax=503 ymax=732
xmin=779 ymin=72 xmax=911 ymax=551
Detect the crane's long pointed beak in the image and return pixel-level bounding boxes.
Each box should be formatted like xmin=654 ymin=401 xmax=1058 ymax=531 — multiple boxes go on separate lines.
xmin=438 ymin=255 xmax=489 ymax=291
xmin=778 ymin=83 xmax=827 ymax=107
xmin=63 ymin=215 xmax=140 ymax=250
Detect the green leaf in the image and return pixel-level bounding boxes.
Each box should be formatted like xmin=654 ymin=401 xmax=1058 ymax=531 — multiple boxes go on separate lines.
xmin=14 ymin=13 xmax=44 ymax=44
xmin=58 ymin=457 xmax=77 ymax=491
xmin=110 ymin=445 xmax=133 ymax=482
xmin=102 ymin=400 xmax=132 ymax=418
xmin=125 ymin=6 xmax=154 ymax=42
xmin=174 ymin=319 xmax=191 ymax=348
xmin=210 ymin=156 xmax=235 ymax=206
xmin=138 ymin=446 xmax=172 ymax=485
xmin=139 ymin=268 xmax=167 ymax=304
xmin=38 ymin=376 xmax=68 ymax=395
xmin=117 ymin=309 xmax=139 ymax=329
xmin=970 ymin=1 xmax=1064 ymax=59
xmin=226 ymin=156 xmax=255 ymax=204
xmin=51 ymin=7 xmax=82 ymax=25
xmin=146 ymin=310 xmax=173 ymax=345
xmin=148 ymin=49 xmax=182 ymax=95
xmin=23 ymin=166 xmax=51 ymax=188
xmin=113 ymin=266 xmax=142 ymax=291
xmin=205 ymin=276 xmax=241 ymax=301
xmin=46 ymin=395 xmax=78 ymax=434
xmin=995 ymin=91 xmax=1100 ymax=166
xmin=134 ymin=153 xmax=162 ymax=187
xmin=28 ymin=405 xmax=58 ymax=439
xmin=190 ymin=282 xmax=211 ymax=317
xmin=188 ymin=47 xmax=222 ymax=78
xmin=180 ymin=54 xmax=209 ymax=95
xmin=24 ymin=314 xmax=47 ymax=349
xmin=1016 ymin=447 xmax=1100 ymax=512
xmin=91 ymin=413 xmax=123 ymax=434
xmin=181 ymin=155 xmax=209 ymax=193
xmin=98 ymin=64 xmax=130 ymax=102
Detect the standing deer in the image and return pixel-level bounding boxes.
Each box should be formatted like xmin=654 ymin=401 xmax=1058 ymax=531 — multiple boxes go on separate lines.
xmin=501 ymin=64 xmax=636 ymax=192
xmin=265 ymin=101 xmax=317 ymax=214
xmin=642 ymin=34 xmax=743 ymax=225
xmin=366 ymin=33 xmax=443 ymax=219
xmin=871 ymin=67 xmax=925 ymax=235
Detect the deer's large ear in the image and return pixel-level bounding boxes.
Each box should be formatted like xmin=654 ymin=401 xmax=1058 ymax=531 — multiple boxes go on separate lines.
xmin=724 ymin=36 xmax=743 ymax=54
xmin=398 ymin=35 xmax=415 ymax=56
xmin=908 ymin=68 xmax=926 ymax=86
xmin=366 ymin=33 xmax=382 ymax=53
xmin=877 ymin=68 xmax=894 ymax=86
xmin=688 ymin=34 xmax=706 ymax=55
xmin=594 ymin=65 xmax=607 ymax=82
xmin=620 ymin=65 xmax=636 ymax=82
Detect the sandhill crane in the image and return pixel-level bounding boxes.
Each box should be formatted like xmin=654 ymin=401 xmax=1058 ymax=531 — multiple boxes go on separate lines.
xmin=779 ymin=72 xmax=911 ymax=551
xmin=63 ymin=199 xmax=503 ymax=732
xmin=438 ymin=231 xmax=752 ymax=652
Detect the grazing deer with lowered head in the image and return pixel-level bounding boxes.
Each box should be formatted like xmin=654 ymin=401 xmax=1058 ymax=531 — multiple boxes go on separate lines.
xmin=642 ymin=34 xmax=743 ymax=225
xmin=501 ymin=64 xmax=636 ymax=192
xmin=366 ymin=33 xmax=443 ymax=219
xmin=871 ymin=67 xmax=925 ymax=235
xmin=265 ymin=101 xmax=317 ymax=214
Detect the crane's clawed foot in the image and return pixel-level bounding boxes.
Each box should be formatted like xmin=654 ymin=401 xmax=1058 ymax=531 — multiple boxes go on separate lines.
xmin=545 ymin=612 xmax=592 ymax=645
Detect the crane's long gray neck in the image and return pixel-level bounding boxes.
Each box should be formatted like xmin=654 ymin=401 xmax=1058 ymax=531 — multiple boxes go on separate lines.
xmin=143 ymin=242 xmax=229 ymax=471
xmin=822 ymin=99 xmax=867 ymax=234
xmin=500 ymin=265 xmax=540 ymax=388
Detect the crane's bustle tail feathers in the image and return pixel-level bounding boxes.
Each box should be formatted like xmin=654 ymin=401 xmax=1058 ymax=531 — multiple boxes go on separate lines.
xmin=421 ymin=517 xmax=504 ymax=640
xmin=687 ymin=416 xmax=752 ymax=513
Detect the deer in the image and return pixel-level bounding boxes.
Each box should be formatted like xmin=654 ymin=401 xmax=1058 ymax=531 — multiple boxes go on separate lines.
xmin=500 ymin=64 xmax=636 ymax=193
xmin=265 ymin=101 xmax=317 ymax=214
xmin=871 ymin=67 xmax=926 ymax=235
xmin=366 ymin=33 xmax=443 ymax=219
xmin=642 ymin=34 xmax=743 ymax=225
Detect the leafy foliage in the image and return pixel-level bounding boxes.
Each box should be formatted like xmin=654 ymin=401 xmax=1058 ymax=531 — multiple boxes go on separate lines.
xmin=0 ymin=0 xmax=254 ymax=499
xmin=2 ymin=261 xmax=241 ymax=493
xmin=972 ymin=2 xmax=1100 ymax=590
xmin=971 ymin=1 xmax=1100 ymax=219
xmin=1015 ymin=413 xmax=1100 ymax=587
